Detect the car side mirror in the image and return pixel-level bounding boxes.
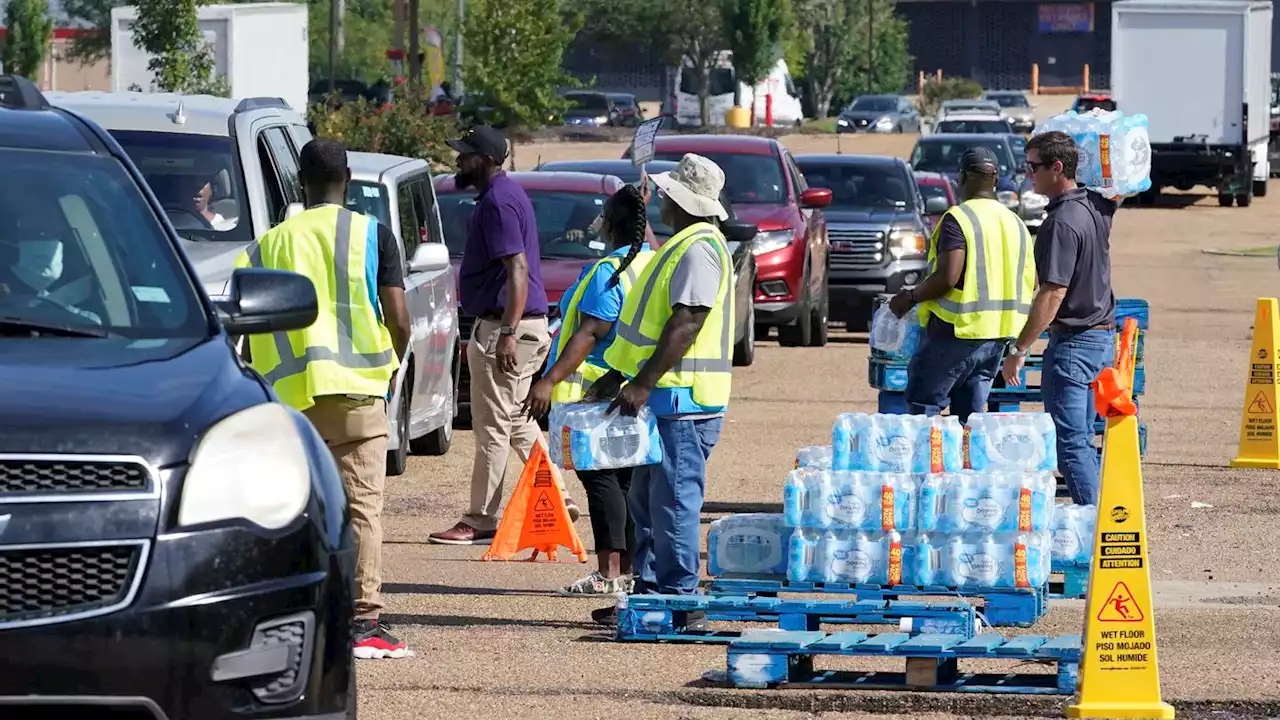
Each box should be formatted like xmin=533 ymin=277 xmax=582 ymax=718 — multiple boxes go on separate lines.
xmin=800 ymin=187 xmax=832 ymax=209
xmin=283 ymin=202 xmax=305 ymax=222
xmin=409 ymin=242 xmax=450 ymax=273
xmin=216 ymin=268 xmax=318 ymax=336
xmin=924 ymin=196 xmax=950 ymax=214
xmin=722 ymin=220 xmax=759 ymax=244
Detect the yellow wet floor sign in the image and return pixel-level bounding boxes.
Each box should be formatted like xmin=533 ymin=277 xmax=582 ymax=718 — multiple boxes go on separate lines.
xmin=1070 ymin=321 xmax=1174 ymax=719
xmin=1231 ymin=298 xmax=1280 ymax=468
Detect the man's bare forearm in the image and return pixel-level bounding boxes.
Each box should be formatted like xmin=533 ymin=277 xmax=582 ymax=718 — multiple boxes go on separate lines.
xmin=633 ymin=306 xmax=708 ymax=389
xmin=1013 ymin=285 xmax=1067 ymax=352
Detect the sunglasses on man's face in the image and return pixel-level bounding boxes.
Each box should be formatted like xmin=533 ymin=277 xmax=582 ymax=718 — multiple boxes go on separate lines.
xmin=1026 ymin=160 xmax=1054 ymax=173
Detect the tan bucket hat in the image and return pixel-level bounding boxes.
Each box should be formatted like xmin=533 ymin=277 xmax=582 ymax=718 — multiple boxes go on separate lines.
xmin=649 ymin=153 xmax=728 ymax=221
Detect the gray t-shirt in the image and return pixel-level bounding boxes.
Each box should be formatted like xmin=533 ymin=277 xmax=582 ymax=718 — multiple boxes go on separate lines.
xmin=1035 ymin=188 xmax=1116 ymax=331
xmin=664 ymin=238 xmax=726 ymax=419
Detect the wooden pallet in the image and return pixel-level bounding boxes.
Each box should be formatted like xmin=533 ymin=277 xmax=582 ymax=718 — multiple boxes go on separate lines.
xmin=724 ymin=629 xmax=1081 ymax=694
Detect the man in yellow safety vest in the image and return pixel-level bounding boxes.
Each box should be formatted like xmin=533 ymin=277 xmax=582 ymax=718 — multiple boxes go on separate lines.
xmin=236 ymin=138 xmax=413 ymax=659
xmin=888 ymin=146 xmax=1036 ymax=422
xmin=586 ymin=154 xmax=735 ymax=629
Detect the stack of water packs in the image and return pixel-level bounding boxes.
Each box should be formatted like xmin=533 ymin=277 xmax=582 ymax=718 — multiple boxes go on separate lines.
xmin=1051 ymin=503 xmax=1098 ymax=566
xmin=1034 ymin=110 xmax=1152 ymax=199
xmin=547 ymin=402 xmax=662 ymax=471
xmin=708 ymin=411 xmax=1061 ymax=591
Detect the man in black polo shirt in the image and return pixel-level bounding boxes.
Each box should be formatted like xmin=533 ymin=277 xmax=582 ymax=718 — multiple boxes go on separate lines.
xmin=1002 ymin=130 xmax=1116 ymax=505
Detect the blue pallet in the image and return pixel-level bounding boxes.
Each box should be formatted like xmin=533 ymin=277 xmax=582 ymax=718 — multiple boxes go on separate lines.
xmin=615 ymin=595 xmax=978 ymax=644
xmin=705 ymin=577 xmax=1047 ymax=627
xmin=869 ymin=357 xmax=1147 ymax=396
xmin=1049 ymin=561 xmax=1090 ymax=599
xmin=724 ymin=629 xmax=1081 ymax=694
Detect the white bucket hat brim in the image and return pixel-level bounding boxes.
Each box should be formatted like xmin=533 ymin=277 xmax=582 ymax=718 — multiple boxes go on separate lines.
xmin=649 ymin=154 xmax=729 ymax=221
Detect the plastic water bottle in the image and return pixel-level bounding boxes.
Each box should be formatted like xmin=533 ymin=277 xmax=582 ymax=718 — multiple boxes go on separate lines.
xmin=788 ymin=528 xmax=816 ymax=582
xmin=795 ymin=445 xmax=833 ymax=470
xmin=911 ymin=416 xmax=964 ymax=473
xmin=917 ymin=474 xmax=943 ymax=532
xmin=784 ymin=468 xmax=828 ymax=527
xmin=549 ymin=402 xmax=662 ymax=470
xmin=912 ymin=532 xmax=936 ymax=586
xmin=824 ymin=530 xmax=884 ymax=584
xmin=1052 ymin=503 xmax=1097 ymax=565
xmin=823 ymin=471 xmax=874 ymax=529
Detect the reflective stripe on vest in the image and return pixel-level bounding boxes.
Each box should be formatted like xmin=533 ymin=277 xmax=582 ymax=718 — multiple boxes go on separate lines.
xmin=550 ymin=253 xmax=648 ymax=405
xmin=238 ymin=207 xmax=398 ymax=408
xmin=918 ymin=198 xmax=1035 ymax=339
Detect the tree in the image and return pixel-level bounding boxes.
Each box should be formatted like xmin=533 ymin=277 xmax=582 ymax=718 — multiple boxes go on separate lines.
xmin=795 ymin=0 xmax=857 ymax=119
xmin=129 ymin=0 xmax=226 ymax=94
xmin=461 ymin=0 xmax=581 ymax=143
xmin=666 ymin=2 xmax=726 ymax=127
xmin=2 ymin=0 xmax=56 ymax=79
xmin=839 ymin=0 xmax=912 ymax=100
xmin=719 ymin=0 xmax=783 ymax=119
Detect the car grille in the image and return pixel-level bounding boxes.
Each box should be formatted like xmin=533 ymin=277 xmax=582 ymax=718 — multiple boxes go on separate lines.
xmin=0 ymin=457 xmax=152 ymax=498
xmin=0 ymin=542 xmax=145 ymax=628
xmin=829 ymin=227 xmax=887 ymax=270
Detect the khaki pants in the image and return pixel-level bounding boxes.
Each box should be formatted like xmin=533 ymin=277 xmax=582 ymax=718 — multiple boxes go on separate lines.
xmin=465 ymin=316 xmax=556 ymax=530
xmin=304 ymin=395 xmax=389 ymax=621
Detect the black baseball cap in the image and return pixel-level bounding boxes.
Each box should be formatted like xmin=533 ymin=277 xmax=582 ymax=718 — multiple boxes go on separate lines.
xmin=959 ymin=146 xmax=1000 ymax=175
xmin=447 ymin=125 xmax=508 ymax=164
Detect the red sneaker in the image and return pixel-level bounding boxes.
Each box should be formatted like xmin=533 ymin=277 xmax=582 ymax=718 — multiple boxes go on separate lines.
xmin=352 ymin=620 xmax=408 ymax=659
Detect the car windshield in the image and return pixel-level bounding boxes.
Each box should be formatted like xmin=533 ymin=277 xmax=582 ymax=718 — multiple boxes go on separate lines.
xmin=612 ymin=96 xmax=636 ymax=108
xmin=988 ymin=94 xmax=1029 ymax=108
xmin=436 ymin=189 xmax=609 ymax=259
xmin=1006 ymin=135 xmax=1028 ymax=167
xmin=567 ymin=94 xmax=610 ymax=111
xmin=850 ymin=97 xmax=897 ymax=113
xmin=1076 ymin=97 xmax=1116 ymax=112
xmin=936 ymin=119 xmax=1011 ymax=134
xmin=797 ymin=162 xmax=912 ymax=210
xmin=680 ymin=67 xmax=736 ymax=97
xmin=652 ymin=151 xmax=785 ymax=204
xmin=109 ymin=131 xmax=250 ymax=243
xmin=0 ymin=148 xmax=206 ymax=337
xmin=916 ymin=181 xmax=951 ymax=206
xmin=347 ymin=181 xmax=392 ymax=228
xmin=911 ymin=140 xmax=1014 ymax=176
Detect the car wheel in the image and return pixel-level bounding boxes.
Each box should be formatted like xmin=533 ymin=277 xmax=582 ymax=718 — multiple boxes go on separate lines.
xmin=777 ymin=274 xmax=814 ymax=348
xmin=1218 ymin=194 xmax=1233 ymax=207
xmin=1237 ymin=192 xmax=1253 ymax=207
xmin=896 ymin=123 xmax=904 ymax=134
xmin=412 ymin=346 xmax=457 ymax=456
xmin=1254 ymin=180 xmax=1269 ymax=198
xmin=385 ymin=371 xmax=410 ymax=476
xmin=733 ymin=291 xmax=756 ymax=367
xmin=810 ymin=281 xmax=829 ymax=347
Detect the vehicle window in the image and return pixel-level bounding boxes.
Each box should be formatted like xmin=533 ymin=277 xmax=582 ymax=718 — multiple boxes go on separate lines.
xmin=0 ymin=148 xmax=205 ymax=337
xmin=567 ymin=93 xmax=610 ymax=111
xmin=784 ymin=73 xmax=798 ymax=97
xmin=612 ymin=95 xmax=636 ymax=109
xmin=798 ymin=162 xmax=912 ymax=210
xmin=414 ymin=178 xmax=445 ymax=247
xmin=1007 ymin=135 xmax=1028 ymax=167
xmin=680 ymin=67 xmax=736 ymax=97
xmin=396 ymin=182 xmax=420 ymax=259
xmin=263 ymin=127 xmax=303 ymax=208
xmin=436 ymin=190 xmax=607 ymax=259
xmin=109 ymin=130 xmax=250 ymax=243
xmin=936 ymin=119 xmax=1012 ymax=134
xmin=916 ymin=182 xmax=952 ymax=205
xmin=407 ymin=177 xmax=435 ymax=255
xmin=291 ymin=123 xmax=314 ymax=146
xmin=784 ymin=153 xmax=807 ymax=196
xmin=1075 ymin=97 xmax=1117 ymax=112
xmin=346 ymin=181 xmax=392 ymax=229
xmin=849 ymin=97 xmax=897 ymax=113
xmin=910 ymin=140 xmax=1015 ymax=176
xmin=652 ymin=151 xmax=785 ymax=205
xmin=256 ymin=136 xmax=288 ymax=226
xmin=988 ymin=94 xmax=1029 ymax=108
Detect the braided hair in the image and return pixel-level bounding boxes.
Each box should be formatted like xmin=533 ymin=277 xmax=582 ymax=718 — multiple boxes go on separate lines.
xmin=604 ymin=183 xmax=648 ymax=289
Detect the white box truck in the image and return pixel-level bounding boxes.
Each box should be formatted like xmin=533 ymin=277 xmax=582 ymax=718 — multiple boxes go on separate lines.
xmin=110 ymin=3 xmax=309 ymax=114
xmin=1112 ymin=0 xmax=1272 ymax=207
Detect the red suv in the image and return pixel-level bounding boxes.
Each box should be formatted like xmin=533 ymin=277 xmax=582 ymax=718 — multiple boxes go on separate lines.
xmin=625 ymin=135 xmax=833 ymax=347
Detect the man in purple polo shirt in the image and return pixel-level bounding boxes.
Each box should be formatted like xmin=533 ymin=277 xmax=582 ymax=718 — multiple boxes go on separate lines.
xmin=430 ymin=126 xmax=557 ymax=545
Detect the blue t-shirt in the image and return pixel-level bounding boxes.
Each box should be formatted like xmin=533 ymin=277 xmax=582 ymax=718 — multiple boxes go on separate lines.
xmin=548 ymin=244 xmax=648 ymax=369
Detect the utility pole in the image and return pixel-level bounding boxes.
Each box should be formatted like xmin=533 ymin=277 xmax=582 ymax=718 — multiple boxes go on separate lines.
xmin=408 ymin=0 xmax=422 ymax=86
xmin=866 ymin=0 xmax=874 ymax=93
xmin=453 ymin=0 xmax=464 ymax=94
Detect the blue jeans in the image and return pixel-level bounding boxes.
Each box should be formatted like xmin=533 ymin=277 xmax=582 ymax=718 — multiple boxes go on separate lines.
xmin=1043 ymin=329 xmax=1115 ymax=505
xmin=905 ymin=332 xmax=1007 ymax=424
xmin=629 ymin=416 xmax=723 ymax=595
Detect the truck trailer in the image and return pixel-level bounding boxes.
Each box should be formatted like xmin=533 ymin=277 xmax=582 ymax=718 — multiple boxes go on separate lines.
xmin=1112 ymin=0 xmax=1273 ymax=207
xmin=110 ymin=3 xmax=309 ymax=114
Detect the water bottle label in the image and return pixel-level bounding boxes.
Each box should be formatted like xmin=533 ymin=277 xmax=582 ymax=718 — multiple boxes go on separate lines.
xmin=929 ymin=425 xmax=943 ymax=473
xmin=962 ymin=552 xmax=999 ymax=585
xmin=887 ymin=540 xmax=903 ymax=586
xmin=1099 ymin=134 xmax=1114 ymax=186
xmin=560 ymin=428 xmax=575 ymax=470
xmin=879 ymin=485 xmax=894 ymax=531
xmin=1053 ymin=529 xmax=1081 ymax=559
xmin=962 ymin=426 xmax=972 ymax=470
xmin=993 ymin=429 xmax=1043 ymax=466
xmin=1014 ymin=542 xmax=1030 ymax=588
xmin=874 ymin=434 xmax=913 ymax=466
xmin=831 ymin=494 xmax=868 ymax=524
xmin=1018 ymin=487 xmax=1032 ymax=531
xmin=963 ymin=497 xmax=1003 ymax=529
xmin=833 ymin=549 xmax=872 ymax=582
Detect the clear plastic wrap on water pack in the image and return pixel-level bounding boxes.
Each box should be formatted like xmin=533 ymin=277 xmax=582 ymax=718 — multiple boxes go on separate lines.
xmin=918 ymin=470 xmax=1056 ymax=534
xmin=870 ymin=303 xmax=921 ymax=359
xmin=1033 ymin=110 xmax=1152 ymax=199
xmin=964 ymin=412 xmax=1057 ymax=472
xmin=1051 ymin=503 xmax=1097 ymax=565
xmin=794 ymin=445 xmax=833 ymax=470
xmin=707 ymin=513 xmax=793 ymax=576
xmin=547 ymin=402 xmax=662 ymax=471
xmin=934 ymin=532 xmax=1051 ymax=590
xmin=832 ymin=413 xmax=963 ymax=473
xmin=787 ymin=528 xmax=906 ymax=585
xmin=783 ymin=469 xmax=915 ymax=531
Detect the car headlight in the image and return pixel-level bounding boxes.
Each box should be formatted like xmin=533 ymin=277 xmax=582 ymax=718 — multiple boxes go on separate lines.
xmin=997 ymin=190 xmax=1020 ymax=208
xmin=888 ymin=227 xmax=927 ymax=260
xmin=1021 ymin=192 xmax=1049 ymax=212
xmin=751 ymin=229 xmax=794 ymax=256
xmin=837 ymin=118 xmax=850 ymax=126
xmin=875 ymin=116 xmax=894 ymax=129
xmin=178 ymin=403 xmax=311 ymax=530
xmin=595 ymin=115 xmax=609 ymax=124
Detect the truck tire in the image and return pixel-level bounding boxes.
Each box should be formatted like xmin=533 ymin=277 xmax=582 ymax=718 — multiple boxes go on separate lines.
xmin=733 ymin=293 xmax=756 ymax=367
xmin=1218 ymin=194 xmax=1233 ymax=207
xmin=1238 ymin=193 xmax=1253 ymax=207
xmin=1254 ymin=180 xmax=1269 ymax=198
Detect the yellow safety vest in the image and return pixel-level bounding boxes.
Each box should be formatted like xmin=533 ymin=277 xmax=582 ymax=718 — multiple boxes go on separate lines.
xmin=235 ymin=205 xmax=399 ymax=412
xmin=604 ymin=222 xmax=735 ymax=408
xmin=550 ymin=250 xmax=655 ymax=405
xmin=917 ymin=198 xmax=1036 ymax=340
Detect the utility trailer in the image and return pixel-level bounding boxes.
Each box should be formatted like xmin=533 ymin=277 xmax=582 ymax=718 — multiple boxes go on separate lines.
xmin=1112 ymin=0 xmax=1273 ymax=207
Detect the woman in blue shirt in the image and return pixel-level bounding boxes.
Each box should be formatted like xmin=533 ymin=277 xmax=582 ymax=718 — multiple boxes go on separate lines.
xmin=523 ymin=183 xmax=651 ymax=596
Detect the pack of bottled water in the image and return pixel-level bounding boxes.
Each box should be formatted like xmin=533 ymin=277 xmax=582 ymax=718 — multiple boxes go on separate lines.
xmin=965 ymin=412 xmax=1057 ymax=472
xmin=935 ymin=532 xmax=1051 ymax=589
xmin=918 ymin=470 xmax=1057 ymax=534
xmin=787 ymin=528 xmax=904 ymax=584
xmin=1033 ymin=110 xmax=1152 ymax=199
xmin=707 ymin=514 xmax=793 ymax=576
xmin=546 ymin=402 xmax=662 ymax=471
xmin=1051 ymin=503 xmax=1097 ymax=566
xmin=795 ymin=445 xmax=833 ymax=470
xmin=870 ymin=302 xmax=921 ymax=360
xmin=784 ymin=469 xmax=916 ymax=531
xmin=832 ymin=413 xmax=964 ymax=473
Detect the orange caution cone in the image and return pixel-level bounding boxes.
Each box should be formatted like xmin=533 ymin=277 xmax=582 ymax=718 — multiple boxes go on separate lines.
xmin=481 ymin=442 xmax=588 ymax=563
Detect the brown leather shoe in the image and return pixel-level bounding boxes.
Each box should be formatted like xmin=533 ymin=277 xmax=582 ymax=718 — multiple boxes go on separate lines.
xmin=428 ymin=522 xmax=495 ymax=545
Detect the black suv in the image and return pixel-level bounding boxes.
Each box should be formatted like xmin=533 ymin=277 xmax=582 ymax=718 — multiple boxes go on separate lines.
xmin=794 ymin=154 xmax=930 ymax=329
xmin=0 ymin=76 xmax=357 ymax=719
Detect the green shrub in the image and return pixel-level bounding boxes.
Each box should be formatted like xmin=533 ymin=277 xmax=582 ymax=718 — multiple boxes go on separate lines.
xmin=917 ymin=77 xmax=984 ymax=118
xmin=308 ymin=83 xmax=456 ymax=172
